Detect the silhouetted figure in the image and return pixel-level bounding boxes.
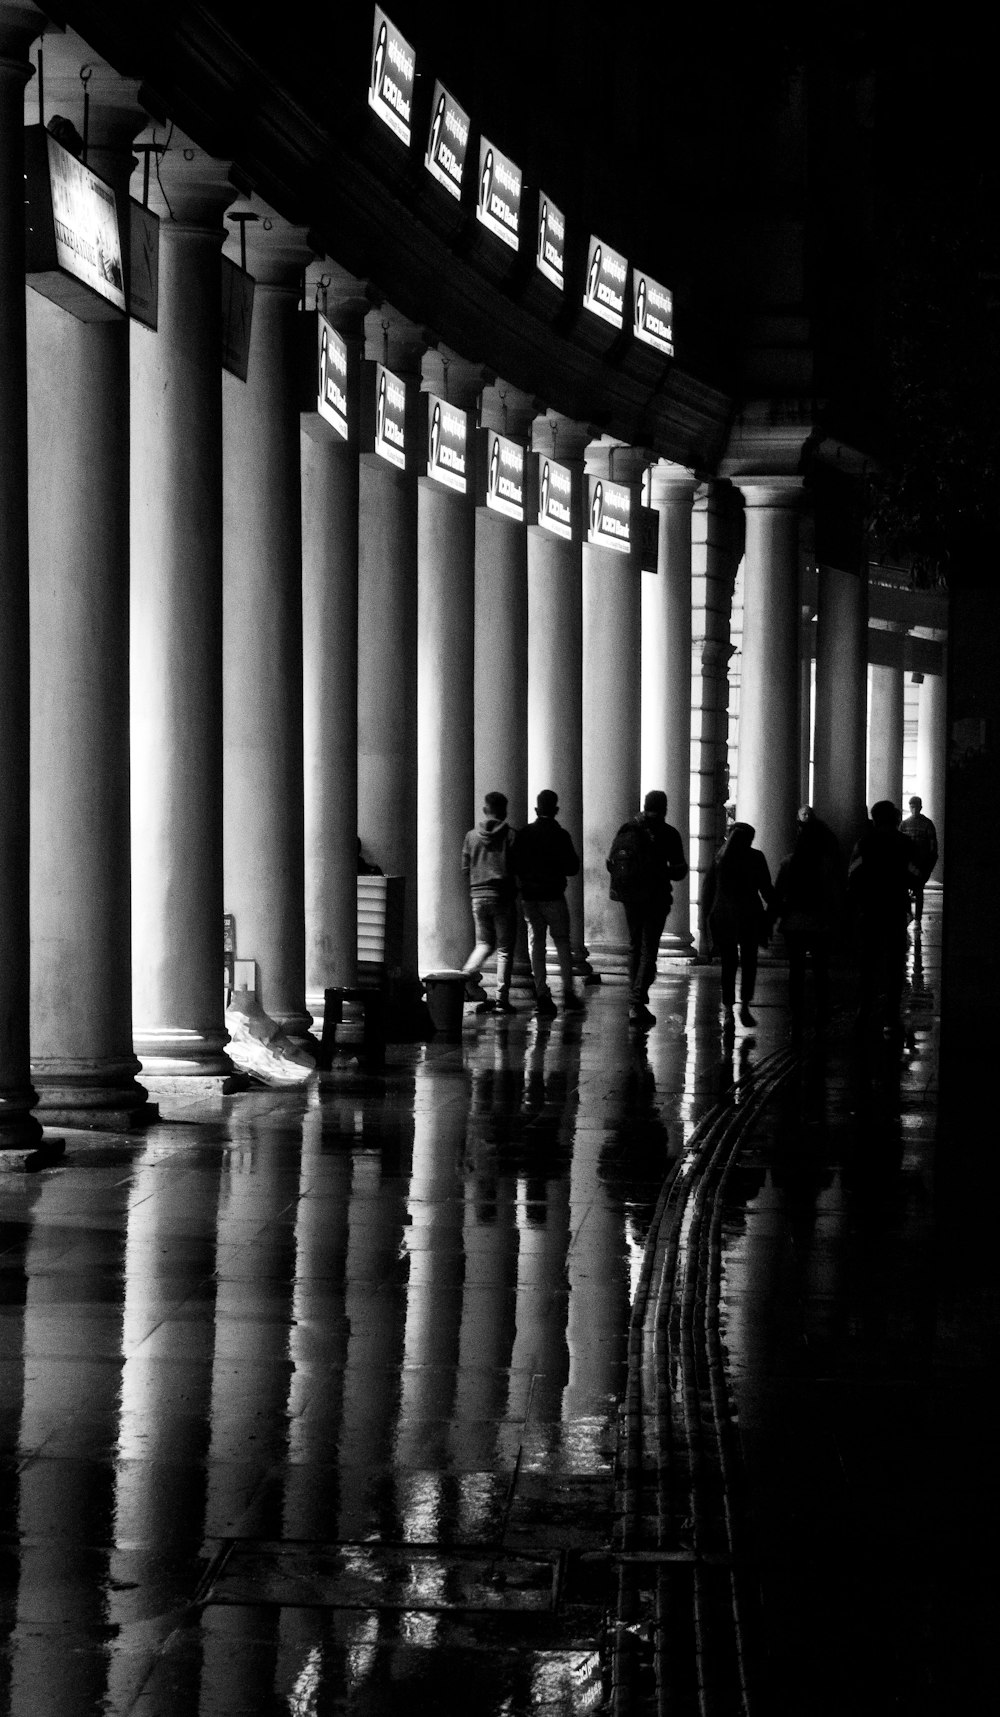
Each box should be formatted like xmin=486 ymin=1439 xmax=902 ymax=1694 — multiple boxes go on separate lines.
xmin=848 ymin=800 xmax=922 ymax=1037
xmin=512 ymin=789 xmax=584 ymax=1018
xmin=773 ymin=808 xmax=845 ymax=1033
xmin=461 ymin=791 xmax=519 ymax=1014
xmin=703 ymin=821 xmax=775 ymax=1028
xmin=607 ymin=789 xmax=688 ymax=1030
xmin=900 ymin=794 xmax=939 ymax=934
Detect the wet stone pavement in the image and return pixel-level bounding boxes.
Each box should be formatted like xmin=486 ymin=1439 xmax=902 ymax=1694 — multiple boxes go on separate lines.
xmin=1 ymin=894 xmax=992 ymax=1716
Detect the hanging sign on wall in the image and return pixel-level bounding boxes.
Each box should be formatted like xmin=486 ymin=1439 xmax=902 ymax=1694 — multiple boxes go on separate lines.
xmin=368 ymin=7 xmax=416 ymax=147
xmin=633 ymin=271 xmax=674 ymax=356
xmin=582 ymin=233 xmax=627 ymax=330
xmin=422 ymin=394 xmax=469 ymax=492
xmin=587 ymin=475 xmax=632 ymax=554
xmin=24 ymin=126 xmax=126 ymax=321
xmin=425 ymin=82 xmax=470 ymax=199
xmin=476 ymin=138 xmax=522 ymax=251
xmin=480 ymin=430 xmax=526 ymax=521
xmin=536 ymin=193 xmax=565 ymax=290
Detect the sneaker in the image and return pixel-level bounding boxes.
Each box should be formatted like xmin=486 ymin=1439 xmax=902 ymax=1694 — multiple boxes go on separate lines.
xmin=739 ymin=1005 xmax=757 ymax=1027
xmin=629 ymin=1004 xmax=656 ymax=1029
xmin=561 ymin=992 xmax=585 ymax=1013
xmin=534 ymin=993 xmax=558 ymax=1018
xmin=494 ymin=995 xmax=517 ymax=1015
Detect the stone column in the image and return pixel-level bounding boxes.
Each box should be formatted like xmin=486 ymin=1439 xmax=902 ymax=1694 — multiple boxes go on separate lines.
xmin=357 ymin=311 xmax=423 ymax=1002
xmin=643 ymin=462 xmax=697 ymax=952
xmin=582 ymin=440 xmax=647 ymax=970
xmin=222 ymin=211 xmax=314 ymax=1041
xmin=302 ymin=273 xmax=368 ymax=999
xmin=474 ymin=384 xmax=532 ymax=829
xmin=27 ymin=62 xmax=149 ymax=1128
xmin=800 ymin=605 xmax=814 ymax=803
xmin=813 ymin=564 xmax=869 ymax=854
xmin=0 ymin=4 xmax=42 ymax=1150
xmin=733 ymin=479 xmax=803 ymax=874
xmin=130 ymin=140 xmax=234 ymax=1083
xmin=417 ymin=351 xmax=483 ymax=973
xmin=867 ymin=636 xmax=906 ymax=810
xmin=528 ymin=413 xmax=591 ymax=973
xmin=690 ymin=483 xmax=742 ymax=955
xmin=916 ymin=663 xmax=946 ymax=881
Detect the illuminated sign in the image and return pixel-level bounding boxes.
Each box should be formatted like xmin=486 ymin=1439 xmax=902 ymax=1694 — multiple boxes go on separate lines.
xmin=633 ymin=271 xmax=674 ymax=357
xmin=24 ymin=126 xmax=125 ymax=321
xmin=368 ymin=7 xmax=415 ymax=147
xmin=582 ymin=234 xmax=627 ymax=331
xmin=535 ymin=455 xmax=574 ymax=540
xmin=587 ymin=476 xmax=632 ymax=554
xmin=221 ymin=258 xmax=254 ymax=381
xmin=374 ymin=362 xmax=407 ymax=469
xmin=482 ymin=430 xmax=525 ymax=521
xmin=476 ymin=138 xmax=522 ymax=251
xmin=424 ymin=394 xmax=468 ymax=492
xmin=314 ymin=316 xmax=350 ymax=438
xmin=425 ymin=82 xmax=469 ymax=200
xmin=536 ymin=192 xmax=565 ymax=290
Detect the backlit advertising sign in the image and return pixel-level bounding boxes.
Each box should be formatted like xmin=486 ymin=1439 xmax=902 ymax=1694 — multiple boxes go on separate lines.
xmin=476 ymin=138 xmax=522 ymax=251
xmin=317 ymin=315 xmax=350 ymax=439
xmin=582 ymin=234 xmax=627 ymax=331
xmin=587 ymin=476 xmax=632 ymax=555
xmin=536 ymin=192 xmax=565 ymax=290
xmin=425 ymin=81 xmax=469 ymax=200
xmin=24 ymin=126 xmax=125 ymax=321
xmin=424 ymin=394 xmax=468 ymax=493
xmin=374 ymin=362 xmax=407 ymax=469
xmin=535 ymin=455 xmax=574 ymax=540
xmin=368 ymin=7 xmax=415 ymax=147
xmin=483 ymin=430 xmax=525 ymax=521
xmin=633 ymin=271 xmax=674 ymax=357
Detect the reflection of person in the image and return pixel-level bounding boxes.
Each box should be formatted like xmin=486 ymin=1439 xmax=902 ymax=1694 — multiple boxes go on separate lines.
xmin=607 ymin=790 xmax=688 ymax=1030
xmin=899 ymin=794 xmax=938 ymax=933
xmin=773 ymin=808 xmax=845 ymax=1033
xmin=848 ymin=801 xmax=922 ymax=1037
xmin=703 ymin=822 xmax=774 ymax=1028
xmin=461 ymin=792 xmax=519 ymax=1014
xmin=512 ymin=790 xmax=584 ymax=1019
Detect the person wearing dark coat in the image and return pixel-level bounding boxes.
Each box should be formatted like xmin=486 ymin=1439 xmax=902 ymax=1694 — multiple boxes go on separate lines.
xmin=512 ymin=790 xmax=584 ymax=1018
xmin=773 ymin=808 xmax=845 ymax=1032
xmin=848 ymin=800 xmax=923 ymax=1036
xmin=606 ymin=790 xmax=688 ymax=1029
xmin=702 ymin=821 xmax=775 ymax=1027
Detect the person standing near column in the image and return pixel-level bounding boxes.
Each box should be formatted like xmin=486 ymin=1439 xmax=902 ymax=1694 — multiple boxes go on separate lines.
xmin=702 ymin=822 xmax=775 ymax=1030
xmin=460 ymin=792 xmax=519 ymax=1014
xmin=606 ymin=791 xmax=688 ymax=1029
xmin=512 ymin=790 xmax=584 ymax=1018
xmin=900 ymin=794 xmax=939 ymax=937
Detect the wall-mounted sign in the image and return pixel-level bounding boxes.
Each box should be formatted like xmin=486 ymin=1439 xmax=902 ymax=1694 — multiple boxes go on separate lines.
xmin=536 ymin=192 xmax=565 ymax=290
xmin=481 ymin=430 xmax=525 ymax=521
xmin=476 ymin=138 xmax=522 ymax=251
xmin=422 ymin=394 xmax=468 ymax=492
xmin=639 ymin=505 xmax=659 ymax=571
xmin=24 ymin=126 xmax=126 ymax=322
xmin=221 ymin=256 xmax=254 ymax=381
xmin=316 ymin=315 xmax=350 ymax=439
xmin=633 ymin=271 xmax=674 ymax=357
xmin=368 ymin=6 xmax=415 ymax=147
xmin=373 ymin=362 xmax=407 ymax=468
xmin=425 ymin=81 xmax=469 ymax=200
xmin=129 ymin=198 xmax=159 ymax=330
xmin=534 ymin=455 xmax=574 ymax=540
xmin=587 ymin=475 xmax=632 ymax=554
xmin=582 ymin=234 xmax=627 ymax=331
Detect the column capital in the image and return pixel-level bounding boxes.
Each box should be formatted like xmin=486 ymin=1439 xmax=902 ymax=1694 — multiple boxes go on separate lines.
xmin=648 ymin=458 xmax=698 ymax=509
xmin=224 ymin=201 xmax=313 ymax=287
xmin=0 ymin=0 xmax=44 ymax=59
xmin=130 ymin=125 xmax=235 ymax=229
xmin=735 ymin=475 xmax=805 ymax=510
xmin=531 ymin=410 xmax=597 ymax=463
xmin=364 ymin=302 xmax=429 ymax=379
xmin=25 ymin=29 xmax=145 ymax=152
xmin=481 ymin=379 xmax=537 ymax=440
xmin=584 ymin=436 xmax=652 ymax=485
xmin=306 ymin=259 xmax=379 ymax=339
xmin=422 ymin=345 xmax=492 ymax=412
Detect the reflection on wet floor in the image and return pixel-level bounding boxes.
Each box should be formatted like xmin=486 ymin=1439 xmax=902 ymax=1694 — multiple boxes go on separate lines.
xmin=2 ymin=895 xmax=985 ymax=1716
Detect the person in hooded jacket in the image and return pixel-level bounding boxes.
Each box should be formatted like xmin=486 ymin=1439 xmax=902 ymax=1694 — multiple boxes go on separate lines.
xmin=461 ymin=790 xmax=519 ymax=1013
xmin=702 ymin=821 xmax=775 ymax=1027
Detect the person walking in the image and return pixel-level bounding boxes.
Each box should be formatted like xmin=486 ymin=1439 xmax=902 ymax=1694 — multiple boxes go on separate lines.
xmin=512 ymin=790 xmax=584 ymax=1018
xmin=773 ymin=807 xmax=845 ymax=1034
xmin=607 ymin=790 xmax=688 ymax=1030
xmin=848 ymin=800 xmax=922 ymax=1037
xmin=702 ymin=821 xmax=775 ymax=1028
xmin=899 ymin=794 xmax=939 ymax=937
xmin=461 ymin=791 xmax=519 ymax=1014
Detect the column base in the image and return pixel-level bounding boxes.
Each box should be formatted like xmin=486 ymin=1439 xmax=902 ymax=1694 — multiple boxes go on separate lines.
xmin=584 ymin=940 xmax=633 ymax=985
xmin=0 ymin=1098 xmax=45 ymax=1153
xmin=133 ymin=1026 xmax=233 ymax=1078
xmin=658 ymin=930 xmax=697 ymax=960
xmin=31 ymin=1057 xmax=153 ymax=1131
xmin=0 ymin=1134 xmax=66 ymax=1172
xmin=140 ymin=1072 xmax=251 ymax=1119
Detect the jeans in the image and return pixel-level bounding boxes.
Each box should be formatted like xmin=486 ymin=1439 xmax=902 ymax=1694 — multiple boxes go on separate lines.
xmin=623 ymin=898 xmax=670 ymax=1005
xmin=462 ymin=894 xmax=518 ymax=995
xmin=523 ymin=896 xmax=574 ymax=996
xmin=717 ymin=936 xmax=758 ymax=1008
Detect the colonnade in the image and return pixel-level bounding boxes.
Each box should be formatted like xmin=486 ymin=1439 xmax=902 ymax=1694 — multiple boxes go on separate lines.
xmin=0 ymin=16 xmax=947 ymax=1146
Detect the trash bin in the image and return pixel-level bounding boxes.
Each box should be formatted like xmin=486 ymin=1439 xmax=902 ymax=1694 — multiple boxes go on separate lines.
xmin=422 ymin=969 xmax=468 ymax=1040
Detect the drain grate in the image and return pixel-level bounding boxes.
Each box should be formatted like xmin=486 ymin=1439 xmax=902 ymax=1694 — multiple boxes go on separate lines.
xmin=204 ymin=1540 xmax=560 ymax=1614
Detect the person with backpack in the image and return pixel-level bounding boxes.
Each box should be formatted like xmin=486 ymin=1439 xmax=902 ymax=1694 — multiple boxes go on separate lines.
xmin=607 ymin=790 xmax=688 ymax=1029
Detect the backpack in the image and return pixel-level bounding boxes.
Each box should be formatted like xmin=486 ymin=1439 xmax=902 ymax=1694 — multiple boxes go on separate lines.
xmin=607 ymin=823 xmax=650 ymax=902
